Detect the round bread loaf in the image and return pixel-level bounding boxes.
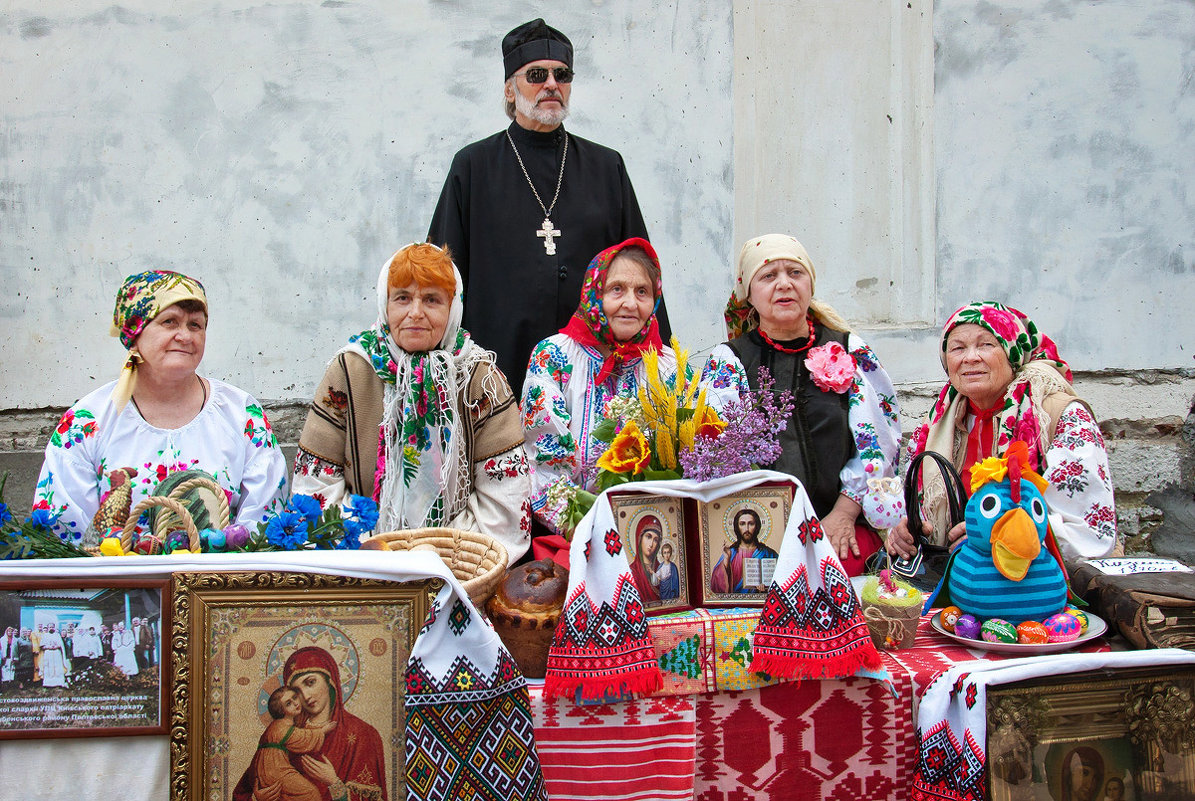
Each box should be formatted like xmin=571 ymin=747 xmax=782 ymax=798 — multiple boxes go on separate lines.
xmin=487 ymin=559 xmax=569 ymax=678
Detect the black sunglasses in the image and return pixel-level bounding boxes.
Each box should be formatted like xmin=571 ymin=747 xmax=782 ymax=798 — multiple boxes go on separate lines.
xmin=516 ymin=66 xmax=574 ymax=84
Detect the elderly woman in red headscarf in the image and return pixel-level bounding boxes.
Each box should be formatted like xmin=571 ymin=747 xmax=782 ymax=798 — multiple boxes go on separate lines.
xmin=521 ymin=238 xmax=686 ymax=537
xmin=234 ymin=646 xmax=387 ymax=801
xmin=888 ymin=301 xmax=1118 ymax=560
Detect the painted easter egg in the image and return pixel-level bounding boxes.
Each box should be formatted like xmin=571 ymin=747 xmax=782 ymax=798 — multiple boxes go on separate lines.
xmin=981 ymin=618 xmax=1018 ymax=644
xmin=132 ymin=535 xmax=162 ymax=555
xmin=1016 ymin=621 xmax=1050 ymax=644
xmin=1044 ymin=612 xmax=1081 ymax=642
xmin=954 ymin=614 xmax=981 ymax=640
xmin=1064 ymin=607 xmax=1089 ymax=634
xmin=940 ymin=606 xmax=962 ymax=633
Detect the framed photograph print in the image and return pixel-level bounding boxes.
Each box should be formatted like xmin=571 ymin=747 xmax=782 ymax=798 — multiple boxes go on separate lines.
xmin=0 ymin=578 xmax=170 ymax=739
xmin=694 ymin=483 xmax=793 ymax=607
xmin=987 ymin=664 xmax=1195 ymax=801
xmin=608 ymin=493 xmax=689 ymax=614
xmin=169 ymin=571 xmax=436 ymax=801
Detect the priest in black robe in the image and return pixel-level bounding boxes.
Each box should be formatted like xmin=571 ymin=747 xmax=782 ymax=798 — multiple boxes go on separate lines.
xmin=427 ymin=18 xmax=670 ymax=392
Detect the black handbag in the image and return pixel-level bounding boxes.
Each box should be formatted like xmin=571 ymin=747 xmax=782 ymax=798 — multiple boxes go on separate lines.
xmin=867 ymin=450 xmax=967 ymax=592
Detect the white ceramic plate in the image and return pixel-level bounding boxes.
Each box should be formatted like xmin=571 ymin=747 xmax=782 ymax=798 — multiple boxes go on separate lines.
xmin=929 ymin=610 xmax=1107 ymax=655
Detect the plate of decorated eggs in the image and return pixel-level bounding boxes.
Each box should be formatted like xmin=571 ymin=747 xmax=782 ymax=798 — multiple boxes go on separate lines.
xmin=929 ymin=606 xmax=1106 ymax=654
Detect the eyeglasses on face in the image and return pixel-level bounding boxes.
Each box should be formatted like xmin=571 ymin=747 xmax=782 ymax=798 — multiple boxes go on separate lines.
xmin=515 ymin=66 xmax=574 ymax=84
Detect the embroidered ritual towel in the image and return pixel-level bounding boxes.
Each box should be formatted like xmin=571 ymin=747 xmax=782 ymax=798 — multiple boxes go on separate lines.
xmin=0 ymin=551 xmax=548 ymax=801
xmin=911 ymin=648 xmax=1195 ymax=801
xmin=544 ymin=471 xmax=882 ymax=700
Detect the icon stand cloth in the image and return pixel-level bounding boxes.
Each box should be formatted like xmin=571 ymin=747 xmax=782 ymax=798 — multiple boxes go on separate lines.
xmin=543 ymin=470 xmax=882 ymax=701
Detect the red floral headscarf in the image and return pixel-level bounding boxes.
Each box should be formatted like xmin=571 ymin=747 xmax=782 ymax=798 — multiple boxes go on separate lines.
xmin=911 ymin=301 xmax=1081 ymax=541
xmin=559 ymin=237 xmax=664 ymax=383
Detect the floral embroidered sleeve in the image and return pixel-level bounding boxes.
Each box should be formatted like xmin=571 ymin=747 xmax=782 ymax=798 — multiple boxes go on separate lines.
xmin=463 ymin=363 xmax=532 ymax=564
xmin=521 ymin=338 xmax=579 ymax=534
xmin=292 ymin=360 xmax=352 ymax=510
xmin=233 ymin=400 xmax=288 ymax=526
xmin=840 ymin=334 xmax=902 ymax=514
xmin=33 ymin=405 xmax=103 ymax=543
xmin=701 ymin=344 xmax=751 ymax=411
xmin=1042 ymin=401 xmax=1118 ymax=559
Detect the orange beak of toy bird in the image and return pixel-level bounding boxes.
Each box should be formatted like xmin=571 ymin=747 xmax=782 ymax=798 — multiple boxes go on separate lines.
xmin=989 ymin=507 xmax=1041 ymax=581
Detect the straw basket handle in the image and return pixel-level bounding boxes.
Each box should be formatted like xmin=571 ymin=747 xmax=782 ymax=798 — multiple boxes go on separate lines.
xmin=122 ymin=496 xmax=201 ymax=553
xmin=151 ymin=476 xmax=230 ymax=536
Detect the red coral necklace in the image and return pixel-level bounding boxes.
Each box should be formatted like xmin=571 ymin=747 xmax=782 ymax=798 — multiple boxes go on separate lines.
xmin=758 ymin=318 xmax=816 ymax=354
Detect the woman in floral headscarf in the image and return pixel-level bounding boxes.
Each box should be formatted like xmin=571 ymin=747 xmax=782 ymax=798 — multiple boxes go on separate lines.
xmin=702 ymin=234 xmax=901 ymax=575
xmin=887 ymin=301 xmax=1117 ymax=560
xmin=34 ymin=270 xmax=288 ymax=545
xmin=292 ymin=243 xmax=530 ymax=564
xmin=522 ymin=238 xmax=683 ymax=537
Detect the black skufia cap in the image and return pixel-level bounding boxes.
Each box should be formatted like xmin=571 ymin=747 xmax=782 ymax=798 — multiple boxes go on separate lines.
xmin=502 ymin=18 xmax=573 ymax=79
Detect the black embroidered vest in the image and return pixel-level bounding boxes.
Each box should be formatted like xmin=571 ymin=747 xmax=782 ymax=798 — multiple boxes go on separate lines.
xmin=727 ymin=326 xmax=853 ymax=517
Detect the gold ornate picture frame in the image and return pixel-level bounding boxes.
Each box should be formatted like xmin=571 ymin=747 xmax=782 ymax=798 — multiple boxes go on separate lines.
xmin=0 ymin=578 xmax=170 ymax=739
xmin=170 ymin=571 xmax=435 ymax=801
xmin=608 ymin=493 xmax=689 ymax=613
xmin=696 ymin=484 xmax=792 ymax=607
xmin=987 ymin=665 xmax=1195 ymax=801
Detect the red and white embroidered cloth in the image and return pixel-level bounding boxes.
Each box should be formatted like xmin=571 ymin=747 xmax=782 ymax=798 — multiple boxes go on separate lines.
xmin=544 ymin=471 xmax=882 ymax=700
xmin=533 ymin=614 xmax=1132 ymax=801
xmin=530 ymin=675 xmax=912 ymax=801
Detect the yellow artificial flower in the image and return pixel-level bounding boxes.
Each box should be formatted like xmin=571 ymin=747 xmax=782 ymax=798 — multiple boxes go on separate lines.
xmin=99 ymin=537 xmax=126 ymax=556
xmin=969 ymin=456 xmax=1008 ymax=494
xmin=597 ymin=420 xmax=651 ymax=475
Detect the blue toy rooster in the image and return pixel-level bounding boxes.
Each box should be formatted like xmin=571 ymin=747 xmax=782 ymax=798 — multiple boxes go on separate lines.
xmin=928 ymin=441 xmax=1070 ymax=624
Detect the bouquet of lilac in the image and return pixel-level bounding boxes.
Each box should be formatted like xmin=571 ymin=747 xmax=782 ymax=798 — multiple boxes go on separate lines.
xmin=678 ymin=367 xmax=795 ymax=482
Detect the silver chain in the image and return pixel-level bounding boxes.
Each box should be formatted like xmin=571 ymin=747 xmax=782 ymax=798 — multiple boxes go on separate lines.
xmin=506 ymin=130 xmax=568 ymax=219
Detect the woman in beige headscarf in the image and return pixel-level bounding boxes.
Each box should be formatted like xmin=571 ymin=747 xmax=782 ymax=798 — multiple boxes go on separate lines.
xmin=702 ymin=234 xmax=902 ymax=575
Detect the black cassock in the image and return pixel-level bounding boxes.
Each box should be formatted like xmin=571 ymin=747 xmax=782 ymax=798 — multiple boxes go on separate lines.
xmin=427 ymin=121 xmax=671 ymax=393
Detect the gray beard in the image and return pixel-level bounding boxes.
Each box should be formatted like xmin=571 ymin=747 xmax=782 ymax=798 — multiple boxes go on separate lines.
xmin=515 ymin=90 xmax=569 ymax=127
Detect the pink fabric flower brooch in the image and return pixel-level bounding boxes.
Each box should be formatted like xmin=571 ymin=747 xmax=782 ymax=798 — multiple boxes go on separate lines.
xmin=805 ymin=342 xmax=855 ymax=393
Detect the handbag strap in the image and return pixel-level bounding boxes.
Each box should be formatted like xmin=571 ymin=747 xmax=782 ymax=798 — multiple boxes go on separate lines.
xmin=904 ymin=450 xmax=967 ymax=548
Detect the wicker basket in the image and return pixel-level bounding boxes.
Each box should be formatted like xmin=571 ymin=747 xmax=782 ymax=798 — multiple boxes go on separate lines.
xmin=152 ymin=476 xmax=230 ymax=537
xmin=120 ymin=496 xmax=202 ymax=553
xmin=365 ymin=527 xmax=508 ymax=607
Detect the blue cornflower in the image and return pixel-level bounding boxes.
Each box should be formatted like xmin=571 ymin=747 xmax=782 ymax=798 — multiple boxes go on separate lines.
xmin=28 ymin=508 xmax=56 ymax=531
xmin=286 ymin=494 xmax=323 ymax=525
xmin=335 ymin=528 xmax=361 ymax=550
xmin=344 ymin=495 xmax=379 ymax=533
xmin=265 ymin=511 xmax=308 ymax=550
xmin=0 ymin=503 xmax=12 ymax=527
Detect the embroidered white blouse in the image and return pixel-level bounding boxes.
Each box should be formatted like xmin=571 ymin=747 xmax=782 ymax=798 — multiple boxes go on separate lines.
xmin=521 ymin=334 xmax=684 ymax=534
xmin=34 ymin=378 xmax=288 ymax=543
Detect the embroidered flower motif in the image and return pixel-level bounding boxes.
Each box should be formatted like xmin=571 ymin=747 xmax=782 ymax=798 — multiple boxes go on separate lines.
xmin=596 ymin=419 xmax=651 ymax=475
xmin=804 ymin=342 xmax=855 ymax=393
xmin=603 ymin=528 xmax=622 ymax=556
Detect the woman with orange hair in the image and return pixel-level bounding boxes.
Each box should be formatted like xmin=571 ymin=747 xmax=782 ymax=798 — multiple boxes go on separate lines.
xmin=293 ymin=244 xmax=530 ymax=564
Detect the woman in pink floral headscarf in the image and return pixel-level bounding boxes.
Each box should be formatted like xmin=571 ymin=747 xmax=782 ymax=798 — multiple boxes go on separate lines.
xmin=888 ymin=301 xmax=1118 ymax=560
xmin=702 ymin=234 xmax=902 ymax=575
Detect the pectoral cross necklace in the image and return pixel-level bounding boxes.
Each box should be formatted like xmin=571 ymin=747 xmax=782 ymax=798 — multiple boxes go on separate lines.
xmin=507 ymin=130 xmax=568 ymax=256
